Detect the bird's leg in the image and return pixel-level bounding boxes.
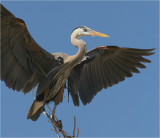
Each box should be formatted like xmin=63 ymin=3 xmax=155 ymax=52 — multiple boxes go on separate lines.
xmin=53 ymin=104 xmax=57 ymax=115
xmin=52 ymin=105 xmax=63 ymax=130
xmin=51 ymin=86 xmax=64 ymax=120
xmin=51 ymin=104 xmax=57 ymax=121
xmin=51 ymin=104 xmax=63 ymax=132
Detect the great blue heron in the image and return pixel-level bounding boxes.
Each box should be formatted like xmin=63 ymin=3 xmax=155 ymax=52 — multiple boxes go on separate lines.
xmin=1 ymin=4 xmax=154 ymax=121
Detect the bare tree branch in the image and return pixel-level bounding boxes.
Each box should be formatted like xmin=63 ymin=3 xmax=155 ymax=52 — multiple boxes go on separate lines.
xmin=73 ymin=116 xmax=76 ymax=137
xmin=43 ymin=111 xmax=61 ymax=137
xmin=45 ymin=104 xmax=79 ymax=138
xmin=77 ymin=128 xmax=79 ymax=138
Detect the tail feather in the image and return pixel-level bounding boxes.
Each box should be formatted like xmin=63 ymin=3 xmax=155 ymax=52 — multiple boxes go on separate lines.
xmin=27 ymin=99 xmax=44 ymax=121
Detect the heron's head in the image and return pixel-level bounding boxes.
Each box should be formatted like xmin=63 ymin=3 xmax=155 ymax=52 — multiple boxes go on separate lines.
xmin=71 ymin=26 xmax=110 ymax=38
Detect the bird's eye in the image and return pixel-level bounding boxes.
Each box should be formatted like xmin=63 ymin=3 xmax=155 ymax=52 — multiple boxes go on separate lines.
xmin=57 ymin=57 xmax=63 ymax=64
xmin=83 ymin=28 xmax=87 ymax=32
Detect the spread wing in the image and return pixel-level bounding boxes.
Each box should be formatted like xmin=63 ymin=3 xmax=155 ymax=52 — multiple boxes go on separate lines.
xmin=68 ymin=46 xmax=154 ymax=106
xmin=0 ymin=4 xmax=59 ymax=93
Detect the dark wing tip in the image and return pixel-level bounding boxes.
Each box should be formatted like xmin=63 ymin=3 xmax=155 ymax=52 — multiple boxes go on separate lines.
xmin=147 ymin=48 xmax=156 ymax=51
xmin=144 ymin=48 xmax=155 ymax=56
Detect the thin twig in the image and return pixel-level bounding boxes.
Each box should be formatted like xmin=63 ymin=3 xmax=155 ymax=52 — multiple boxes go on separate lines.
xmin=43 ymin=111 xmax=60 ymax=137
xmin=77 ymin=128 xmax=79 ymax=138
xmin=47 ymin=104 xmax=62 ymax=136
xmin=46 ymin=104 xmax=60 ymax=124
xmin=50 ymin=129 xmax=60 ymax=138
xmin=45 ymin=104 xmax=79 ymax=137
xmin=49 ymin=114 xmax=68 ymax=137
xmin=49 ymin=114 xmax=60 ymax=137
xmin=45 ymin=110 xmax=72 ymax=137
xmin=73 ymin=116 xmax=76 ymax=137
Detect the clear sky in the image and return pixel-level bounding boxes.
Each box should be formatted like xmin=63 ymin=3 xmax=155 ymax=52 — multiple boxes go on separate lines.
xmin=1 ymin=1 xmax=159 ymax=137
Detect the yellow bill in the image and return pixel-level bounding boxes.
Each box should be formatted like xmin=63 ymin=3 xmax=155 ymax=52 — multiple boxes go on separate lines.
xmin=89 ymin=30 xmax=110 ymax=37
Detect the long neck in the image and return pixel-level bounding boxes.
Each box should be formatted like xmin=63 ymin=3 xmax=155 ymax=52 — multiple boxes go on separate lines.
xmin=66 ymin=35 xmax=86 ymax=65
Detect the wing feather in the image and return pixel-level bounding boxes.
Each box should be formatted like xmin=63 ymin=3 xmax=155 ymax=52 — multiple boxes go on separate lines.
xmin=68 ymin=46 xmax=154 ymax=105
xmin=1 ymin=4 xmax=59 ymax=93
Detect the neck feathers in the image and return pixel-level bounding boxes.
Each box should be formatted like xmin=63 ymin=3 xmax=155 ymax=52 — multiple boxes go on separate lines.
xmin=65 ymin=34 xmax=86 ymax=66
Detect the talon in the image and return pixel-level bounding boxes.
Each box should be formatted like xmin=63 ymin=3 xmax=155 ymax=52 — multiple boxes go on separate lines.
xmin=56 ymin=120 xmax=63 ymax=131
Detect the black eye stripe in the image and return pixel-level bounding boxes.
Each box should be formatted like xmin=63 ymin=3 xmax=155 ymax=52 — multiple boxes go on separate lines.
xmin=72 ymin=26 xmax=86 ymax=33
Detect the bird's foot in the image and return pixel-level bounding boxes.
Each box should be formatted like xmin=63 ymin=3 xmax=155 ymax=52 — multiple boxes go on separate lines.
xmin=56 ymin=120 xmax=63 ymax=132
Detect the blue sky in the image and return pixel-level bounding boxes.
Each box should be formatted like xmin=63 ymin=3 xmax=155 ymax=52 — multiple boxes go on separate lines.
xmin=1 ymin=1 xmax=159 ymax=137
